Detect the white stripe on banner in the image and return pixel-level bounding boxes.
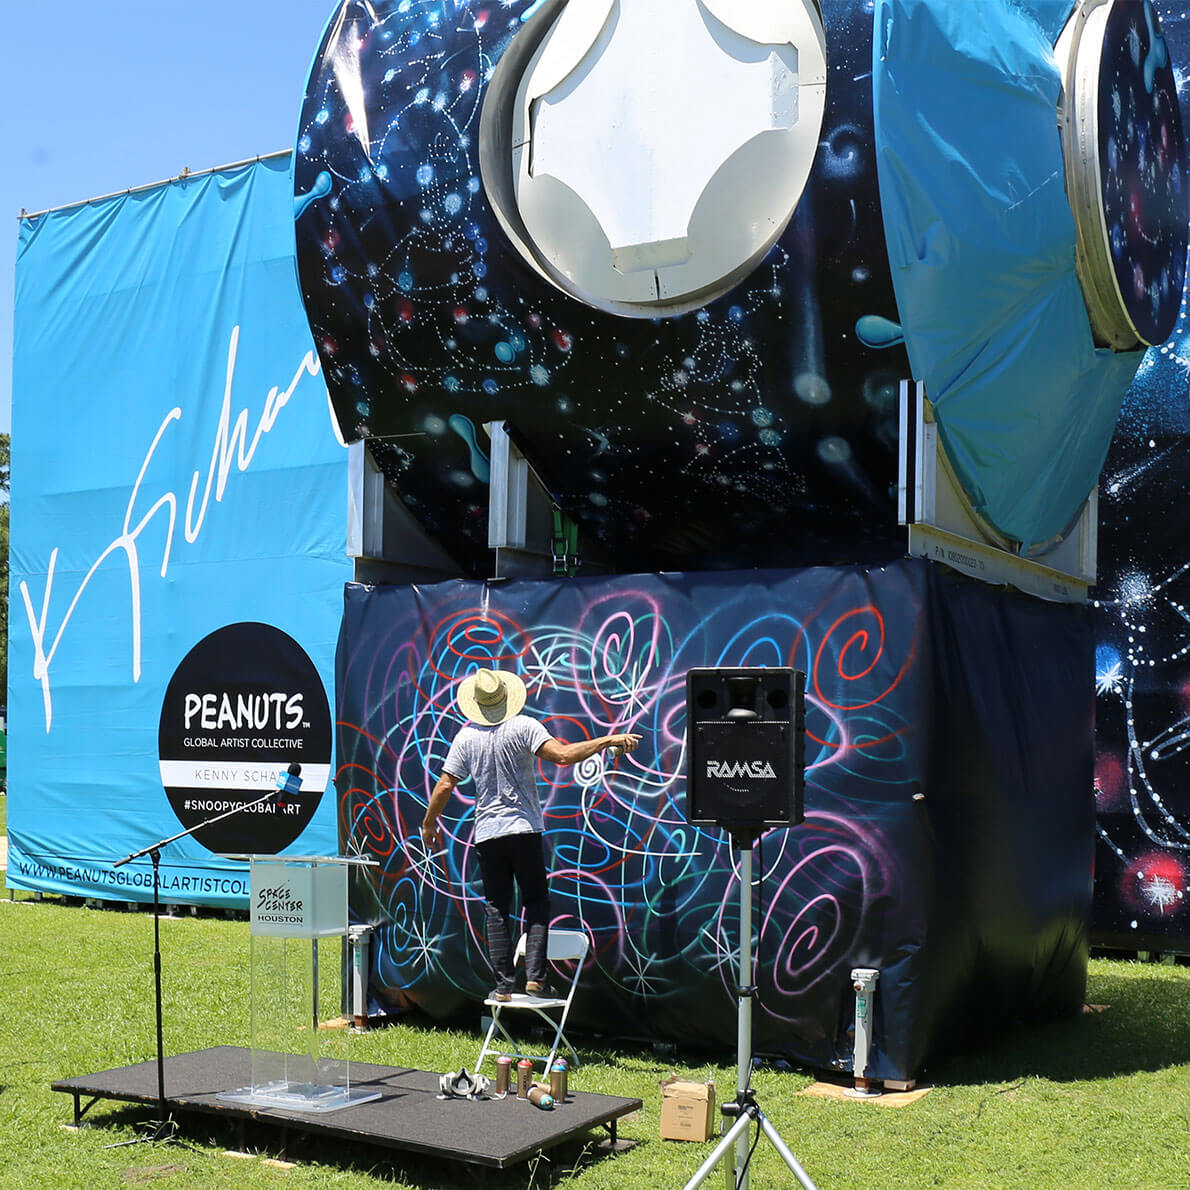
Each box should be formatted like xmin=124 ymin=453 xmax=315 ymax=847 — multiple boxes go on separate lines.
xmin=158 ymin=760 xmax=332 ymax=793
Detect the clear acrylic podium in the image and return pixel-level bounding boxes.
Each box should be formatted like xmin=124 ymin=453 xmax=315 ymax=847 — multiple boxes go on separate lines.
xmin=218 ymin=855 xmax=380 ymax=1113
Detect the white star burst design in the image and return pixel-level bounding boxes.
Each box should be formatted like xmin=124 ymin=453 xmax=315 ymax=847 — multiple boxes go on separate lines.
xmin=1096 ymin=661 xmax=1124 ymax=696
xmin=1142 ymin=874 xmax=1180 ymax=914
xmin=620 ymin=947 xmax=664 ymax=997
xmin=345 ymin=831 xmax=371 ymax=860
xmin=521 ymin=637 xmax=580 ymax=696
xmin=402 ymin=916 xmax=442 ymax=970
xmin=699 ymin=923 xmax=741 ymax=977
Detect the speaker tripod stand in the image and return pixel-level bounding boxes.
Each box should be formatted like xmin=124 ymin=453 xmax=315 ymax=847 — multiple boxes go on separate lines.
xmin=682 ymin=836 xmax=818 ymax=1190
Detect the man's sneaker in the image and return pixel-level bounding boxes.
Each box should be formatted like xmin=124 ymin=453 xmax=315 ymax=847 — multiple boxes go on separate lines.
xmin=525 ymin=981 xmax=552 ymax=997
xmin=489 ymin=988 xmax=513 ymax=1002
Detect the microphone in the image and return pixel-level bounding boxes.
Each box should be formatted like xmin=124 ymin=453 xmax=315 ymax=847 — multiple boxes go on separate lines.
xmin=274 ymin=762 xmax=303 ymax=806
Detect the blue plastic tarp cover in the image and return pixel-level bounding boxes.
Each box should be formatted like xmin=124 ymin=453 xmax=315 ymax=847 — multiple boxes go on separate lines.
xmin=873 ymin=0 xmax=1143 ymax=548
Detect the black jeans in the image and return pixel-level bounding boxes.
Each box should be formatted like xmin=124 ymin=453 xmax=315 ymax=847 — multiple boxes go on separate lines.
xmin=475 ymin=831 xmax=549 ymax=992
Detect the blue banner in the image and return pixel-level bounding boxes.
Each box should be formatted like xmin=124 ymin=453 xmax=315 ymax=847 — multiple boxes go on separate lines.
xmin=8 ymin=155 xmax=351 ymax=906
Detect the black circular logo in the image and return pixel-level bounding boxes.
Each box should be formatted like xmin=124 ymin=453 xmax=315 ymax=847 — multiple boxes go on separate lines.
xmin=158 ymin=623 xmax=332 ymax=854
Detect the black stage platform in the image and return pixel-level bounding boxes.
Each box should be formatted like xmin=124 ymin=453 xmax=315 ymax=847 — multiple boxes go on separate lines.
xmin=52 ymin=1046 xmax=642 ymax=1170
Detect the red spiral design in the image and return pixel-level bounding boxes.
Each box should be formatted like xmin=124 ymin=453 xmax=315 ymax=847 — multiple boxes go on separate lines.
xmin=339 ymin=776 xmax=397 ymax=860
xmin=426 ymin=608 xmax=531 ymax=679
xmin=813 ymin=604 xmax=914 ymax=710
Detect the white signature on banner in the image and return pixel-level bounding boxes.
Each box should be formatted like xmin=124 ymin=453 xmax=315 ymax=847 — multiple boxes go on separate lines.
xmin=19 ymin=326 xmax=333 ymax=731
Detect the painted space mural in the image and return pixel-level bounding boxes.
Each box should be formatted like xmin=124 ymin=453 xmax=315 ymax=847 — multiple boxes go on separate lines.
xmin=337 ymin=561 xmax=1093 ymax=1081
xmin=335 ymin=565 xmax=925 ymax=1078
xmin=1092 ymin=0 xmax=1190 ymax=950
xmin=294 ymin=0 xmax=908 ymax=578
xmin=1094 ymin=370 xmax=1190 ymax=943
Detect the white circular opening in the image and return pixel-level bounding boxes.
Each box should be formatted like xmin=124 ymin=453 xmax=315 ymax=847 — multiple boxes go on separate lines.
xmin=480 ymin=0 xmax=827 ymax=317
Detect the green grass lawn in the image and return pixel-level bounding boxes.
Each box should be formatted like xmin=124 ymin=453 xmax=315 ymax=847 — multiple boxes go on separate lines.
xmin=1 ymin=895 xmax=1188 ymax=1189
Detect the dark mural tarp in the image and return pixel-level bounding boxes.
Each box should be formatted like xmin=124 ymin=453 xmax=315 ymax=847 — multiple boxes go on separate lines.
xmin=336 ymin=558 xmax=1091 ymax=1080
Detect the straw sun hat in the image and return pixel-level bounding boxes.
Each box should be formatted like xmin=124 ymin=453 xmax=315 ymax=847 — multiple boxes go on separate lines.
xmin=456 ymin=668 xmax=527 ymax=725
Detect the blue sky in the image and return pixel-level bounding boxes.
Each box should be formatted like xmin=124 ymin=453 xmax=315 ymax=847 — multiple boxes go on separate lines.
xmin=1 ymin=0 xmax=339 ymax=438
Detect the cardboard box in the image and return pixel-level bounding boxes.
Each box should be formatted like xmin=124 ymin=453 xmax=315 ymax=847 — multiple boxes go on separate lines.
xmin=659 ymin=1076 xmax=716 ymax=1141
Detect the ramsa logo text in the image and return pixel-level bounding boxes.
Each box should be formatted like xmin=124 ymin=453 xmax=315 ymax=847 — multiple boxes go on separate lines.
xmin=706 ymin=759 xmax=777 ymax=780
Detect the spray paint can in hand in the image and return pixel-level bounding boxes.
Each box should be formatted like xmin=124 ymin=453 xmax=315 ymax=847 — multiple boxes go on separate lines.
xmin=495 ymin=1054 xmax=512 ymax=1097
xmin=516 ymin=1057 xmax=533 ymax=1099
xmin=550 ymin=1060 xmax=567 ymax=1102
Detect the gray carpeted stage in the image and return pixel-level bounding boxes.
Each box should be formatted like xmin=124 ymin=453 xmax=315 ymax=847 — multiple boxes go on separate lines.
xmin=52 ymin=1046 xmax=642 ymax=1169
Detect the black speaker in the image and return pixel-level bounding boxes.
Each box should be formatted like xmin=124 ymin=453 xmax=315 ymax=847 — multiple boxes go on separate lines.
xmin=685 ymin=667 xmax=805 ymax=835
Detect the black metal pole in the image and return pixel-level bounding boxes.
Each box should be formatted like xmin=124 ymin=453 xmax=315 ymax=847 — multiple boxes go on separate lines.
xmin=106 ymin=777 xmax=295 ymax=1148
xmin=104 ymin=846 xmax=181 ymax=1148
xmin=151 ymin=848 xmax=166 ymax=1125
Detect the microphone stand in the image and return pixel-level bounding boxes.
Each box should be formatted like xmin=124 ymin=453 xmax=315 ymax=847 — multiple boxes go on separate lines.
xmin=108 ymin=782 xmax=292 ymax=1147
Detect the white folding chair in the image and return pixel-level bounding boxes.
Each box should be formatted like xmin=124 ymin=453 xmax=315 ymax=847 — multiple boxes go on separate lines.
xmin=476 ymin=928 xmax=589 ymax=1073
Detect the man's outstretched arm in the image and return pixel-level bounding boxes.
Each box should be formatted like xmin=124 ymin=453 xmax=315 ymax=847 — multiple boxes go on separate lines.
xmin=538 ymin=732 xmax=641 ymax=767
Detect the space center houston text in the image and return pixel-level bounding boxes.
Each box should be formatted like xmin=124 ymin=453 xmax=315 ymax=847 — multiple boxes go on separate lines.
xmin=254 ymin=884 xmax=306 ymax=927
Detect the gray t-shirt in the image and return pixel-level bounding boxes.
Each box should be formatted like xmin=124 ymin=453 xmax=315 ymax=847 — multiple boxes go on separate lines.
xmin=442 ymin=715 xmax=553 ymax=844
